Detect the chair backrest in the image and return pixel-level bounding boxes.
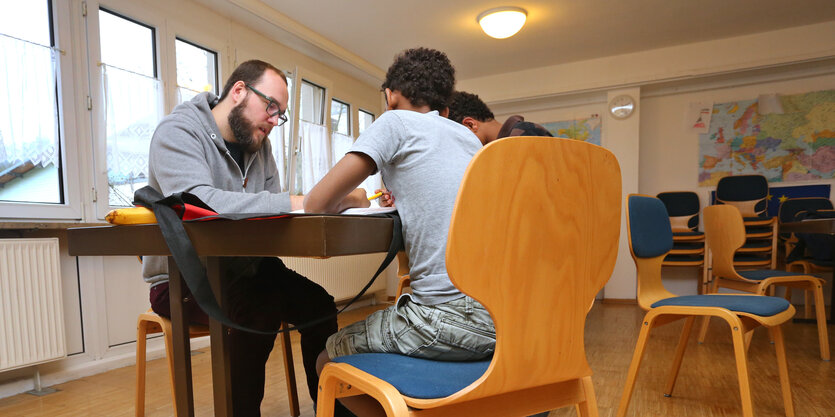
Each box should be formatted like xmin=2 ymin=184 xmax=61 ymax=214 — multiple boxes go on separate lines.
xmin=703 ymin=205 xmax=747 ymax=279
xmin=715 ymin=175 xmax=769 ymax=217
xmin=657 ymin=191 xmax=700 ymax=232
xmin=626 ymin=195 xmax=677 ymax=310
xmin=778 ymin=197 xmax=834 ymax=223
xmin=446 ymin=137 xmax=621 ymax=401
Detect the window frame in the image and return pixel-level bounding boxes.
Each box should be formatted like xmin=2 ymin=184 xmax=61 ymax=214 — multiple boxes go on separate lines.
xmin=0 ymin=0 xmax=84 ymax=220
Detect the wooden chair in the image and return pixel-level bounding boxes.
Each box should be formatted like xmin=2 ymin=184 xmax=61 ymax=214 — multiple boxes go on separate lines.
xmin=618 ymin=195 xmax=795 ymax=417
xmin=135 ymin=310 xmax=300 ymax=417
xmin=394 ymin=251 xmax=411 ymax=299
xmin=698 ymin=205 xmax=829 ymax=361
xmin=656 ymin=191 xmax=709 ymax=293
xmin=714 ymin=175 xmax=778 ymax=269
xmin=317 ymin=137 xmax=622 ymax=417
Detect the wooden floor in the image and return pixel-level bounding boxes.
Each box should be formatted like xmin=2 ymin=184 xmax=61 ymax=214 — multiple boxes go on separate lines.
xmin=0 ymin=303 xmax=832 ymax=416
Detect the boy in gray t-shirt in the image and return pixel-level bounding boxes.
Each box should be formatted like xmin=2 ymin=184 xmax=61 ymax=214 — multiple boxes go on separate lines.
xmin=305 ymin=48 xmax=496 ymax=415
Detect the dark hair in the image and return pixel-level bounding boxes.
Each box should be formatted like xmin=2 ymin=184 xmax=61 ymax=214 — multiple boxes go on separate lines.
xmin=219 ymin=60 xmax=287 ymax=101
xmin=381 ymin=47 xmax=455 ymax=112
xmin=447 ymin=91 xmax=494 ymax=124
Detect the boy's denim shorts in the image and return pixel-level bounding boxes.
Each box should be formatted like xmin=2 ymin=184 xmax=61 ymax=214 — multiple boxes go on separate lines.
xmin=326 ymin=295 xmax=495 ymax=361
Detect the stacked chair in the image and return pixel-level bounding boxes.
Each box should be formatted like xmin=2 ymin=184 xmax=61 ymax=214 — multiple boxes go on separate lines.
xmin=699 ymin=204 xmax=829 ymax=361
xmin=713 ymin=175 xmax=778 ymax=270
xmin=656 ymin=191 xmax=708 ymax=293
xmin=316 ymin=138 xmax=622 ymax=417
xmin=620 ymin=194 xmax=795 ymax=417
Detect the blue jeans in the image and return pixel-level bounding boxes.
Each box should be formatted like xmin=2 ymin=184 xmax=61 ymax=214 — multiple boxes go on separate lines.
xmin=327 ymin=295 xmax=495 ymax=360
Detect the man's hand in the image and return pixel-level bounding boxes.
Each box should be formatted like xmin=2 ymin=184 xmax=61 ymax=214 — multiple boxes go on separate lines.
xmin=375 ymin=188 xmax=395 ymax=208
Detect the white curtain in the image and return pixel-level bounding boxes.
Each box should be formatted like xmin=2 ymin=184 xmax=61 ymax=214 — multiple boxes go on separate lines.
xmin=331 ymin=131 xmax=353 ymax=165
xmin=270 ymin=122 xmax=291 ymax=192
xmin=297 ymin=120 xmax=330 ymax=194
xmin=0 ymin=34 xmax=59 ymax=171
xmin=102 ymin=64 xmax=163 ymax=205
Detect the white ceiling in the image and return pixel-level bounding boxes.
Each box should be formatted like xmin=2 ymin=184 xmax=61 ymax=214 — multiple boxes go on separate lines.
xmin=257 ymin=0 xmax=835 ymax=81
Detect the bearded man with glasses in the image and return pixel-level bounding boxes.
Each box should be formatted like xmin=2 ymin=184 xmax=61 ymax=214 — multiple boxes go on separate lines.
xmin=144 ymin=59 xmax=366 ymax=416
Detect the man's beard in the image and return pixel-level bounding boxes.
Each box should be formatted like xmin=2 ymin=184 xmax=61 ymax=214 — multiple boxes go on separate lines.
xmin=228 ymin=102 xmax=263 ymax=152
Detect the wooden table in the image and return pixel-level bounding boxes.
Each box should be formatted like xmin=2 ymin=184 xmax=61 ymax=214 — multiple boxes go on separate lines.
xmin=68 ymin=215 xmax=394 ymax=417
xmin=779 ymin=218 xmax=835 ymax=323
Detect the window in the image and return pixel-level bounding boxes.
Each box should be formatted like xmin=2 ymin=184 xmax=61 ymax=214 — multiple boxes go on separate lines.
xmin=330 ymin=99 xmax=352 ymax=168
xmin=358 ymin=109 xmax=375 ymax=134
xmin=331 ymin=99 xmax=350 ymax=135
xmin=269 ymin=75 xmax=293 ymax=191
xmin=98 ymin=8 xmax=162 ymax=207
xmin=175 ymin=38 xmax=218 ymax=104
xmin=294 ymin=80 xmax=328 ymax=194
xmin=0 ymin=0 xmax=63 ymax=204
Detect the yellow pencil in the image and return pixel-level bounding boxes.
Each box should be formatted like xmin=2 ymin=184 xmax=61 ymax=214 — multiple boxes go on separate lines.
xmin=368 ymin=191 xmax=383 ymax=201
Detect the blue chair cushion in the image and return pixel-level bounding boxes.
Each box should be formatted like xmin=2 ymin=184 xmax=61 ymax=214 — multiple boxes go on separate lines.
xmin=331 ymin=353 xmax=491 ymax=399
xmin=738 ymin=270 xmax=810 ymax=280
xmin=651 ymin=294 xmax=791 ymax=316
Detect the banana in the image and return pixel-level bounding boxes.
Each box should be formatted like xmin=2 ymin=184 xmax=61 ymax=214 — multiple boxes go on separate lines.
xmin=105 ymin=206 xmax=157 ymax=225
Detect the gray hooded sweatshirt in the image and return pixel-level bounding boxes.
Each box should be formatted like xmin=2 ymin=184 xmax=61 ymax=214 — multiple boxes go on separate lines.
xmin=142 ymin=92 xmax=291 ymax=286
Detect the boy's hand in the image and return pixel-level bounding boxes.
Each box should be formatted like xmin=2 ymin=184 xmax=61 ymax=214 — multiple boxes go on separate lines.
xmin=345 ymin=188 xmax=371 ymax=209
xmin=375 ymin=188 xmax=395 ymax=208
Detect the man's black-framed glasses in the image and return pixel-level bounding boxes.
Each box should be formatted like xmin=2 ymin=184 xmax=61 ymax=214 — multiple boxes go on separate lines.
xmin=245 ymin=83 xmax=288 ymax=126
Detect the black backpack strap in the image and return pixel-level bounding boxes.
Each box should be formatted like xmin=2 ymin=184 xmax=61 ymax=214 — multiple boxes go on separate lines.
xmin=134 ymin=186 xmax=402 ymax=334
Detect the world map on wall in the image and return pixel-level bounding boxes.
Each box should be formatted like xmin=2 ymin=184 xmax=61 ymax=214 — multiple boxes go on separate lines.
xmin=542 ymin=116 xmax=602 ymax=146
xmin=698 ymin=90 xmax=835 ymax=186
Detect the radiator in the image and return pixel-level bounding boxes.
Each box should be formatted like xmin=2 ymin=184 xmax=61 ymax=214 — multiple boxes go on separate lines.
xmin=0 ymin=238 xmax=66 ymax=372
xmin=280 ymin=254 xmax=392 ymax=302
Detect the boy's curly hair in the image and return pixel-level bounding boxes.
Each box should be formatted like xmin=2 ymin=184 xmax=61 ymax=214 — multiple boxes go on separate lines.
xmin=447 ymin=91 xmax=495 ymax=124
xmin=382 ymin=47 xmax=455 ymax=112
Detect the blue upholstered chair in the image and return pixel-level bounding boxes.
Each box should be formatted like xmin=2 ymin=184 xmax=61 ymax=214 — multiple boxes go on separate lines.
xmin=699 ymin=204 xmax=829 ymax=361
xmin=317 ymin=137 xmax=622 ymax=417
xmin=618 ymin=195 xmax=795 ymax=417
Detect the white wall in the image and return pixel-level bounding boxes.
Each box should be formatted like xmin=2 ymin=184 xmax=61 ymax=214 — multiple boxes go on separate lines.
xmin=477 ymin=21 xmax=835 ymax=300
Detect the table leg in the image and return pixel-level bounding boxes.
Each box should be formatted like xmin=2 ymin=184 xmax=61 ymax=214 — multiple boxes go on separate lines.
xmin=167 ymin=258 xmax=195 ymax=417
xmin=207 ymin=257 xmax=232 ymax=416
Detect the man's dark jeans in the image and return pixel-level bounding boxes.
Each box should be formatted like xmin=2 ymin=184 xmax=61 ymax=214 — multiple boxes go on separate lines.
xmin=151 ymin=257 xmax=338 ymax=416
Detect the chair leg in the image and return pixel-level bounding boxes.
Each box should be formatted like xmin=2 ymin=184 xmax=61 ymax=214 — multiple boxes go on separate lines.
xmin=811 ymin=282 xmax=830 ymax=361
xmin=160 ymin=320 xmax=178 ymax=417
xmin=729 ymin=320 xmax=754 ymax=417
xmin=279 ymin=322 xmax=300 ymax=417
xmin=697 ymin=316 xmax=711 ymax=344
xmin=616 ymin=314 xmax=655 ymax=417
xmin=664 ymin=316 xmax=695 ymax=397
xmin=698 ymin=279 xmax=720 ymax=343
xmin=768 ymin=325 xmax=795 ymax=417
xmin=575 ymin=375 xmax=599 ymax=417
xmin=136 ymin=320 xmax=149 ymax=417
xmin=743 ymin=329 xmax=755 ymax=352
xmin=783 ymin=287 xmax=792 ymax=302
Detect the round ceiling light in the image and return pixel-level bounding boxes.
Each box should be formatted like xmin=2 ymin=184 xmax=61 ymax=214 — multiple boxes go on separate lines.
xmin=477 ymin=7 xmax=527 ymax=39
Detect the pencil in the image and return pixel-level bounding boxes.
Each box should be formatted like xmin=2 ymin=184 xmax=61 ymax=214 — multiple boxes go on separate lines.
xmin=368 ymin=191 xmax=383 ymax=201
